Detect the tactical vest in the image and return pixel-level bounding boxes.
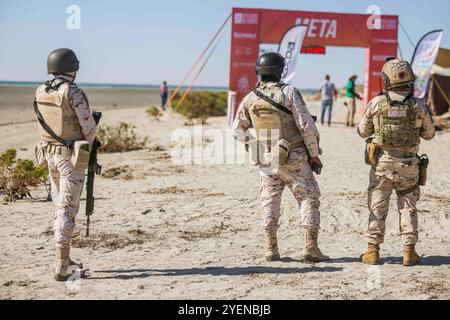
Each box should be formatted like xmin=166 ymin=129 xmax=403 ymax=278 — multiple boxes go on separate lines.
xmin=35 ymin=79 xmax=83 ymax=144
xmin=248 ymin=82 xmax=303 ymax=151
xmin=373 ymin=94 xmax=420 ymax=152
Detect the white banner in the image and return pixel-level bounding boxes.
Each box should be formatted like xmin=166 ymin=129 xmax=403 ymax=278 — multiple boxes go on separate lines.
xmin=278 ymin=25 xmax=307 ymax=84
xmin=227 ymin=90 xmax=237 ymax=127
xmin=411 ymin=30 xmax=443 ymax=98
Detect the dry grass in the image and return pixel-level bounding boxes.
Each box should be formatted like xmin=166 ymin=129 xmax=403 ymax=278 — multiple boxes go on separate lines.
xmin=71 ymin=229 xmax=155 ymax=250
xmin=102 ymin=165 xmax=134 ymax=180
xmin=98 ymin=123 xmax=148 ymax=153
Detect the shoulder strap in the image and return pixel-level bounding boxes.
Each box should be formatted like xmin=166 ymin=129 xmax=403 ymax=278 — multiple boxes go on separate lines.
xmin=276 ymin=81 xmax=288 ymax=90
xmin=44 ymin=78 xmax=71 ymax=93
xmin=33 ymin=100 xmax=73 ymax=147
xmin=253 ymin=88 xmax=292 ymax=115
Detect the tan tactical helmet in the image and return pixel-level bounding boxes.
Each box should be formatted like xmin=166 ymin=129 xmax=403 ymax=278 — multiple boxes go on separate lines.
xmin=381 ymin=58 xmax=416 ymax=90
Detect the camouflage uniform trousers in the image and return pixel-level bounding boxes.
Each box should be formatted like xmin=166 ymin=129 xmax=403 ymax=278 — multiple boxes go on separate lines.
xmin=46 ymin=153 xmax=85 ymax=248
xmin=367 ymin=156 xmax=420 ymax=245
xmin=259 ymin=148 xmax=321 ymax=231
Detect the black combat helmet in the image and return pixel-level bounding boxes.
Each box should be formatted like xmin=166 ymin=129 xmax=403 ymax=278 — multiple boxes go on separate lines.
xmin=47 ymin=48 xmax=79 ymax=74
xmin=255 ymin=52 xmax=285 ymax=80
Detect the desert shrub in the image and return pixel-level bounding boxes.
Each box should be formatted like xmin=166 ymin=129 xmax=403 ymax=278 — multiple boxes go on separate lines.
xmin=146 ymin=106 xmax=162 ymax=121
xmin=171 ymin=91 xmax=227 ymax=123
xmin=98 ymin=122 xmax=148 ymax=153
xmin=0 ymin=148 xmax=48 ymax=201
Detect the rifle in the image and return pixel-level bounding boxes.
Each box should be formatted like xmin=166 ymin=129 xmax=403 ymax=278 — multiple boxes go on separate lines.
xmin=85 ymin=111 xmax=102 ymax=237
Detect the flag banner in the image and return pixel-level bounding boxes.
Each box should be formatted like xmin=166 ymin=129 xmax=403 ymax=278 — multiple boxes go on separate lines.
xmin=278 ymin=25 xmax=307 ymax=84
xmin=411 ymin=30 xmax=443 ymax=98
xmin=227 ymin=91 xmax=237 ymax=127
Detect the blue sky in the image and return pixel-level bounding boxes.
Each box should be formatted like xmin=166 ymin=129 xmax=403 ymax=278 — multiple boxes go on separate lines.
xmin=0 ymin=0 xmax=449 ymax=89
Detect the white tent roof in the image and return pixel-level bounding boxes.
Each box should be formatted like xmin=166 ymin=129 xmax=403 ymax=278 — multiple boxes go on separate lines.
xmin=431 ymin=64 xmax=450 ymax=77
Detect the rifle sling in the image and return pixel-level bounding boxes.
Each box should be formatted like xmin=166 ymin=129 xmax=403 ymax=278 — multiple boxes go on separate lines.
xmin=33 ymin=100 xmax=73 ymax=148
xmin=253 ymin=89 xmax=292 ymax=115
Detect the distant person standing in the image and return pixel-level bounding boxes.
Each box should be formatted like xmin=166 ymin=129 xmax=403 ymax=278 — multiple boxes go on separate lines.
xmin=345 ymin=75 xmax=362 ymax=127
xmin=319 ymin=75 xmax=337 ymax=126
xmin=160 ymin=81 xmax=168 ymax=110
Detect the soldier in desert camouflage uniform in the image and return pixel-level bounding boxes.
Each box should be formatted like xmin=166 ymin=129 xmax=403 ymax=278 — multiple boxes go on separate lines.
xmin=358 ymin=58 xmax=435 ymax=266
xmin=34 ymin=48 xmax=98 ymax=280
xmin=232 ymin=52 xmax=328 ymax=262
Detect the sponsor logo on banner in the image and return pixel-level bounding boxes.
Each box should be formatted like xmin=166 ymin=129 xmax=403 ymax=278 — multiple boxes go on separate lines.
xmin=381 ymin=19 xmax=397 ymax=30
xmin=237 ymin=75 xmax=250 ymax=92
xmin=232 ymin=61 xmax=256 ymax=69
xmin=233 ymin=32 xmax=257 ymax=39
xmin=278 ymin=25 xmax=308 ymax=84
xmin=294 ymin=18 xmax=337 ymax=38
xmin=234 ymin=46 xmax=255 ymax=56
xmin=372 ymin=54 xmax=391 ymax=62
xmin=411 ymin=30 xmax=443 ymax=98
xmin=372 ymin=38 xmax=397 ymax=44
xmin=234 ymin=13 xmax=258 ymax=25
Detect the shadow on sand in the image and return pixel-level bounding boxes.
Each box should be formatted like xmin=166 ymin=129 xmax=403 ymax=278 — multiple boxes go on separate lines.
xmin=88 ymin=265 xmax=343 ymax=280
xmin=381 ymin=255 xmax=450 ymax=266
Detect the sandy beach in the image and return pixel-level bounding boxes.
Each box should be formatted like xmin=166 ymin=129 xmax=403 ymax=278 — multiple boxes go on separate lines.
xmin=0 ymin=86 xmax=449 ymax=300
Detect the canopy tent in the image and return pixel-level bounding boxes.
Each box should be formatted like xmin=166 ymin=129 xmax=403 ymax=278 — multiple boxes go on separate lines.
xmin=427 ymin=48 xmax=450 ymax=116
xmin=435 ymin=47 xmax=450 ymax=68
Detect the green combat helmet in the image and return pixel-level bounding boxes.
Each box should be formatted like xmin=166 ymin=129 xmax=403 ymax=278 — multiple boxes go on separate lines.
xmin=255 ymin=52 xmax=285 ymax=80
xmin=381 ymin=58 xmax=415 ymax=91
xmin=47 ymin=48 xmax=80 ymax=74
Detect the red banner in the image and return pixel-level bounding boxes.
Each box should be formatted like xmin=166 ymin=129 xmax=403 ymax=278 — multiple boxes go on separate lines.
xmin=229 ymin=8 xmax=398 ymax=116
xmin=229 ymin=8 xmax=261 ymax=107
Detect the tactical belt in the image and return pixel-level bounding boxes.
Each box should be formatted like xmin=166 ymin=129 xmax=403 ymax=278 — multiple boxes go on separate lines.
xmin=380 ymin=149 xmax=416 ymax=158
xmin=289 ymin=140 xmax=305 ymax=150
xmin=396 ymin=182 xmax=420 ymax=196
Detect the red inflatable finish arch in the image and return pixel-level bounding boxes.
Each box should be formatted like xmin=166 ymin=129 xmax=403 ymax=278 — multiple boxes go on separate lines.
xmin=229 ymin=7 xmax=398 ymax=119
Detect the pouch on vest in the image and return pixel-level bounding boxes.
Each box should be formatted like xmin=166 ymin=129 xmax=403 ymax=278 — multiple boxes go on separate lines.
xmin=418 ymin=154 xmax=429 ymax=186
xmin=71 ymin=140 xmax=90 ymax=170
xmin=271 ymin=139 xmax=291 ymax=166
xmin=34 ymin=142 xmax=47 ymax=168
xmin=365 ymin=137 xmax=379 ymax=167
xmin=247 ymin=139 xmax=270 ymax=166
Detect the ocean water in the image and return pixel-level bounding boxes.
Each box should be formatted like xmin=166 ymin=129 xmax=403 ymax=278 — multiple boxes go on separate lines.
xmin=0 ymin=81 xmax=228 ymax=91
xmin=0 ymin=81 xmax=317 ymax=94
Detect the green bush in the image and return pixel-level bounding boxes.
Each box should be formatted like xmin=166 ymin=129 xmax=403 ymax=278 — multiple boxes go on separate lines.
xmin=0 ymin=148 xmax=48 ymax=201
xmin=98 ymin=122 xmax=148 ymax=153
xmin=146 ymin=106 xmax=162 ymax=121
xmin=171 ymin=91 xmax=227 ymax=122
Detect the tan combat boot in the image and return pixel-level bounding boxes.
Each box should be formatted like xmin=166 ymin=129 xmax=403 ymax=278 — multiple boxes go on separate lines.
xmin=360 ymin=243 xmax=380 ymax=265
xmin=301 ymin=229 xmax=329 ymax=262
xmin=264 ymin=229 xmax=280 ymax=261
xmin=54 ymin=247 xmax=73 ymax=281
xmin=403 ymin=244 xmax=421 ymax=266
